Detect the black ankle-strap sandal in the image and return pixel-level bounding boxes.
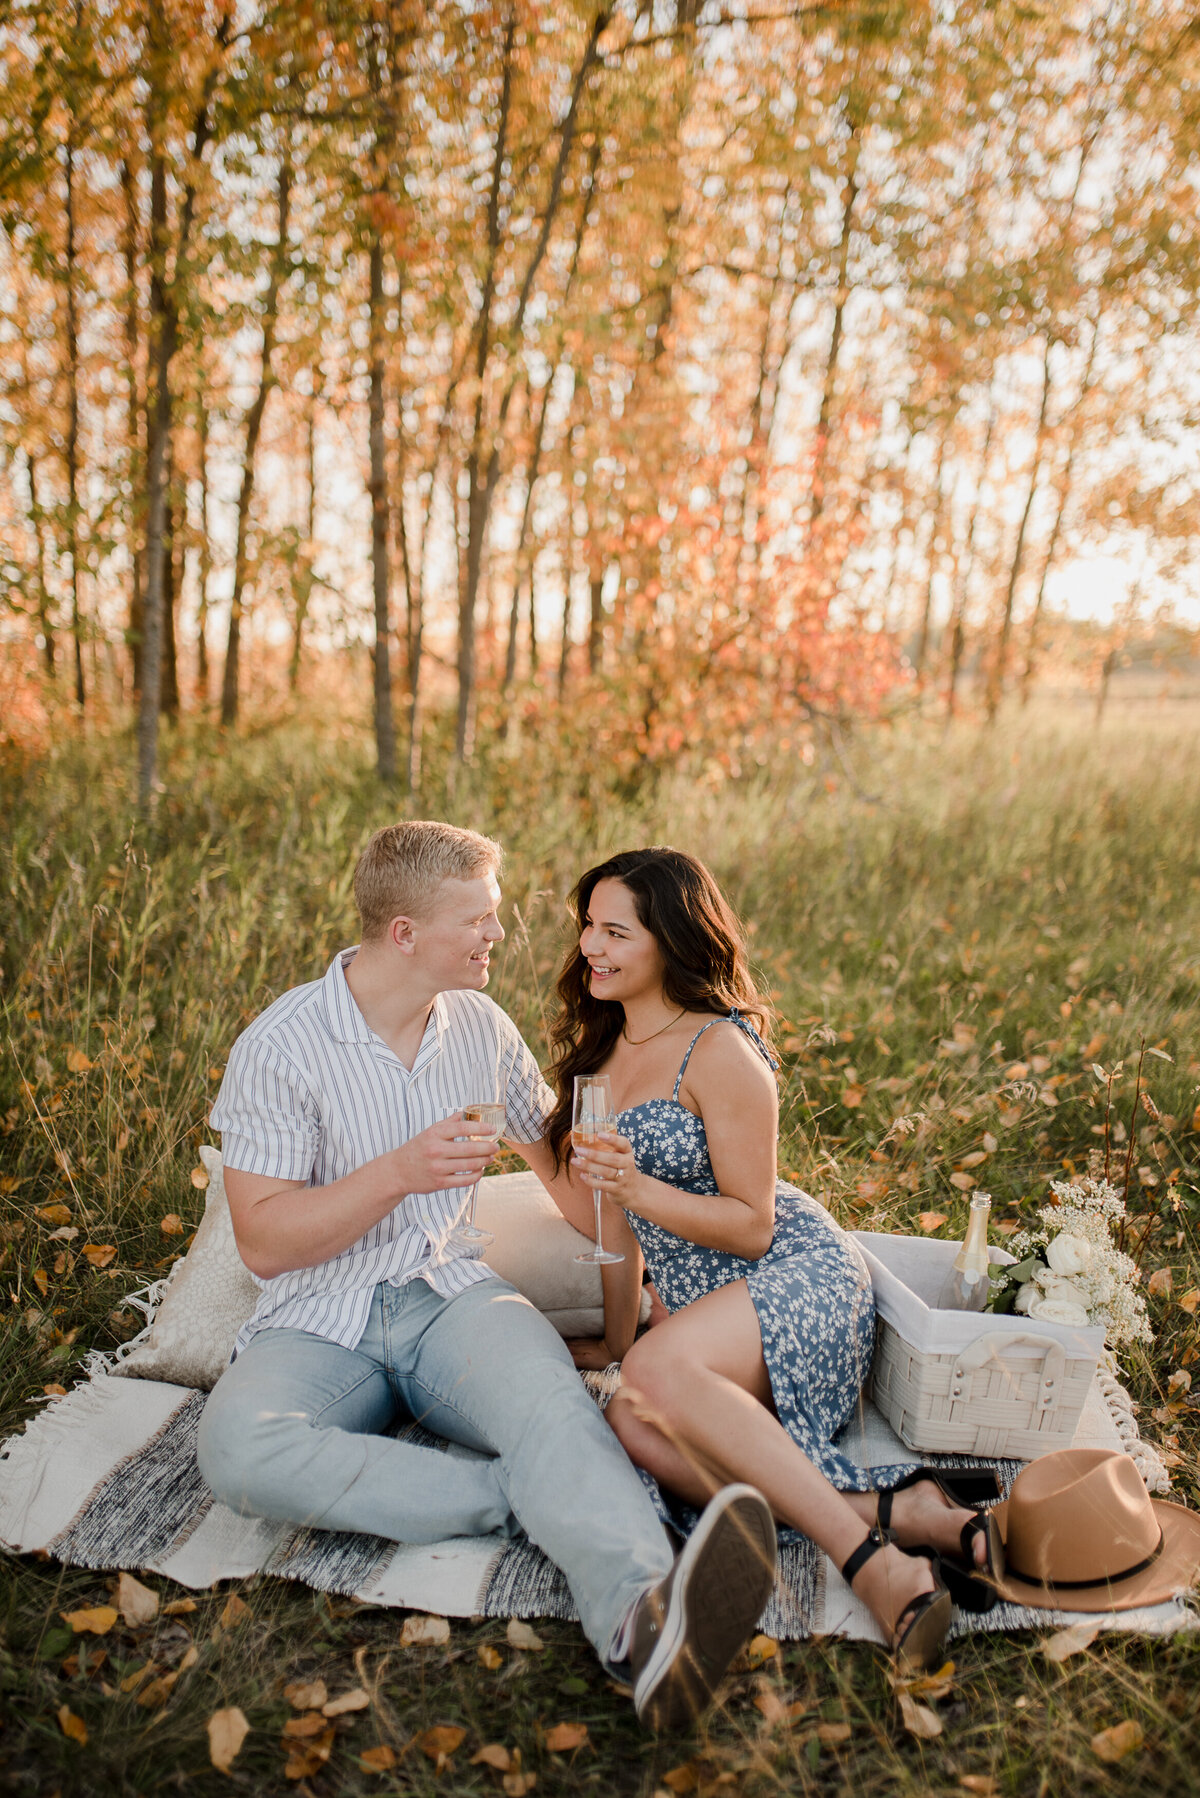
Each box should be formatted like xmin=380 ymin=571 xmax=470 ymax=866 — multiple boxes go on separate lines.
xmin=840 ymin=1526 xmax=952 ymax=1673
xmin=877 ymin=1468 xmax=1004 ymax=1614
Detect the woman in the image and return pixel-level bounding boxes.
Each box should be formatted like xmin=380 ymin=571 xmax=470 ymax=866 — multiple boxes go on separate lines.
xmin=545 ymin=847 xmax=1000 ymax=1669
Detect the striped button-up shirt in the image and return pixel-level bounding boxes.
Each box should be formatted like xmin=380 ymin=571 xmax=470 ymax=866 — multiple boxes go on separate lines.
xmin=210 ymin=949 xmax=554 ymax=1353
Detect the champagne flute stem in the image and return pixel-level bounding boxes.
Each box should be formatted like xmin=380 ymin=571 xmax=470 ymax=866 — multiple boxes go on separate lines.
xmin=592 ymin=1187 xmax=605 ymax=1255
xmin=466 ymin=1180 xmax=481 ymax=1228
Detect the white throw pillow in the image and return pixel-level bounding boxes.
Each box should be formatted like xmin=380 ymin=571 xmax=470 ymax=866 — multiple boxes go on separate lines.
xmin=114 ymin=1151 xmax=643 ymax=1391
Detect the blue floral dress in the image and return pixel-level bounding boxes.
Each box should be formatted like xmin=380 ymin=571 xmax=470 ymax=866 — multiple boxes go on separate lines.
xmin=620 ymin=1012 xmax=911 ymax=1493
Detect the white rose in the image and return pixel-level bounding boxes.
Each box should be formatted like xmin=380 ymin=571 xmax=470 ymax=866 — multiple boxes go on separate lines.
xmin=1014 ymin=1282 xmax=1038 ymax=1315
xmin=1027 ymin=1291 xmax=1091 ymax=1326
xmin=1045 ymin=1232 xmax=1094 ymax=1278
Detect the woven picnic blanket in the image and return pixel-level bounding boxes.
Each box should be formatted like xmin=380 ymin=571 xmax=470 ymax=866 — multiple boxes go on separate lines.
xmin=1 ymin=1360 xmax=1192 ymax=1644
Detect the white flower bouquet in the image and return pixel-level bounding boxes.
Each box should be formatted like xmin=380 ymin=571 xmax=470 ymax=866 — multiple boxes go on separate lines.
xmin=985 ymin=1173 xmax=1153 ymax=1351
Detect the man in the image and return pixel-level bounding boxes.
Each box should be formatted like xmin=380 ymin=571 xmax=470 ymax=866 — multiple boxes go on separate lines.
xmin=197 ymin=821 xmax=776 ymax=1729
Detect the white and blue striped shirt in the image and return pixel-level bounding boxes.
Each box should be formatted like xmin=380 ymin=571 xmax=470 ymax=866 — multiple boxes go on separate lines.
xmin=210 ymin=949 xmax=554 ymax=1353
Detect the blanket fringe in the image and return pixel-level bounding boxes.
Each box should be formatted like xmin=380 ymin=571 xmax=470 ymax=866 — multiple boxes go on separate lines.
xmin=82 ymin=1274 xmax=174 ymax=1381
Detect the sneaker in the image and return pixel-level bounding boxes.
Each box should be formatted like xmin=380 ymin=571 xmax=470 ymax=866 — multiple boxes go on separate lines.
xmin=631 ymin=1483 xmax=777 ymax=1730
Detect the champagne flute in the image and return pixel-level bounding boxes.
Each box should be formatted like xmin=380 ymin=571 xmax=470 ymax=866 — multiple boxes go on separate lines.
xmin=571 ymin=1074 xmax=625 ymax=1266
xmin=446 ymin=1075 xmax=505 ymax=1254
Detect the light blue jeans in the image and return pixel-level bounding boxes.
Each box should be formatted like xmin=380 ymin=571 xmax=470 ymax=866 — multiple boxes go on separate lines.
xmin=196 ymin=1275 xmax=672 ymax=1663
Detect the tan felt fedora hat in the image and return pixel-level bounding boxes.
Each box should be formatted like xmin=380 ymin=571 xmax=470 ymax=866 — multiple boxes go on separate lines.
xmin=989 ymin=1448 xmax=1200 ymax=1612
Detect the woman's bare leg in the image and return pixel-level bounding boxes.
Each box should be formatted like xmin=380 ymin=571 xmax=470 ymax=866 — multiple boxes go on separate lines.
xmin=607 ymin=1280 xmax=983 ymax=1642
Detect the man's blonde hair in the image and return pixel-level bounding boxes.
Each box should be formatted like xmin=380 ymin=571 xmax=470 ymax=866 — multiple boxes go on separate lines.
xmin=354 ymin=821 xmax=503 ymax=939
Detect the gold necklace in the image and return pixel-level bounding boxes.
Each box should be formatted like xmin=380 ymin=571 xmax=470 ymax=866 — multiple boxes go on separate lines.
xmin=622 ymin=1009 xmax=686 ymax=1047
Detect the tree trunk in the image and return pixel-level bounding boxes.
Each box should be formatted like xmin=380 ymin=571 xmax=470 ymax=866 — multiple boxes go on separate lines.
xmin=220 ymin=154 xmax=292 ymax=726
xmin=911 ymin=416 xmax=954 ymax=683
xmin=985 ymin=335 xmax=1053 ymax=720
xmin=289 ymin=371 xmax=318 ymax=693
xmin=196 ymin=399 xmax=211 ymax=698
xmin=120 ymin=155 xmax=144 ymax=696
xmin=159 ymin=443 xmax=180 ymax=718
xmin=943 ymin=394 xmax=995 ymax=721
xmin=63 ymin=123 xmax=85 ymax=709
xmin=368 ymin=232 xmax=397 ymax=782
xmin=1021 ymin=317 xmax=1100 ymax=702
xmin=24 ymin=449 xmax=55 ymax=676
xmin=137 ymin=0 xmax=230 ymax=806
xmin=807 ymin=127 xmax=859 ymax=548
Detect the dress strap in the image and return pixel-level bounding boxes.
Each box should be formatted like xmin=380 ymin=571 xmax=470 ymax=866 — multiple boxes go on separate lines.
xmin=671 ymin=1009 xmax=780 ymax=1099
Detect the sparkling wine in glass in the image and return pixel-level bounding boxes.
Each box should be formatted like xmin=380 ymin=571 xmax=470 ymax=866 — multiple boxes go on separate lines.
xmin=571 ymin=1074 xmax=625 ymax=1266
xmin=446 ymin=1088 xmax=506 ymax=1254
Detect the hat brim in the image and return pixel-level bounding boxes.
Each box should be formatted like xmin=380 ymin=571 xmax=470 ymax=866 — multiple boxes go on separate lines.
xmin=989 ymin=1494 xmax=1200 ymax=1613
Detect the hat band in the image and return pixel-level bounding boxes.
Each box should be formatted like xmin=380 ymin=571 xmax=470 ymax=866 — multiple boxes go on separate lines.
xmin=1006 ymin=1527 xmax=1164 ymax=1591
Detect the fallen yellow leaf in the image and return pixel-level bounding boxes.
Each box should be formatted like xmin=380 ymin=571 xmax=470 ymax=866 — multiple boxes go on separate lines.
xmin=61 ymin=1606 xmax=118 ymax=1636
xmin=891 ymin=1659 xmax=956 ymax=1701
xmin=284 ymin=1713 xmax=330 ymax=1739
xmin=897 ymin=1690 xmax=943 ymax=1739
xmin=544 ymin=1721 xmax=588 ymax=1752
xmin=283 ymin=1724 xmax=335 ymax=1780
xmin=360 ymin=1745 xmax=397 ymax=1773
xmin=746 ymin=1633 xmax=778 ymax=1667
xmin=117 ymin=1571 xmax=159 ymax=1627
xmin=160 ymin=1213 xmax=184 ymax=1235
xmin=1179 ymin=1288 xmax=1200 ymax=1315
xmin=208 ymin=1706 xmax=250 ymax=1773
xmin=472 ymin=1743 xmax=513 ymax=1771
xmin=284 ymin=1678 xmax=328 ymax=1711
xmin=477 ymin=1643 xmax=504 ymax=1669
xmin=959 ymin=1778 xmax=999 ymax=1796
xmin=33 ymin=1269 xmax=48 ymax=1295
xmin=1148 ymin=1268 xmax=1173 ymax=1298
xmin=57 ymin=1704 xmax=87 ymax=1745
xmin=1091 ymin=1719 xmax=1144 ymax=1763
xmin=1043 ymin=1620 xmax=1104 ymax=1663
xmin=66 ymin=1048 xmax=93 ymax=1073
xmin=919 ymin=1212 xmax=948 ymax=1233
xmin=400 ymin=1613 xmax=450 ymax=1648
xmin=191 ymin=1164 xmax=210 ymax=1189
xmin=43 ymin=1383 xmax=66 ymax=1397
xmin=120 ymin=1663 xmax=154 ymax=1694
xmin=164 ymin=1598 xmax=197 ymax=1616
xmin=323 ymin=1688 xmax=370 ymax=1718
xmin=178 ymin=1646 xmax=199 ymax=1673
xmin=418 ymin=1725 xmax=466 ymax=1769
xmin=842 ymin=1085 xmax=866 ymax=1108
xmin=816 ymin=1721 xmax=852 ymax=1745
xmin=137 ymin=1671 xmax=179 ymax=1709
xmin=82 ymin=1244 xmax=117 ymax=1268
xmin=35 ymin=1203 xmax=72 ymax=1227
xmin=662 ymin=1766 xmax=699 ymax=1794
xmin=220 ymin=1593 xmax=249 ymax=1629
xmin=505 ymin=1619 xmax=544 ymax=1651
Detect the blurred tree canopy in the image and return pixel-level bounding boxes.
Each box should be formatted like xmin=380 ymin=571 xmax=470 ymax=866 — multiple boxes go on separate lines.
xmin=1 ymin=0 xmax=1199 ymax=793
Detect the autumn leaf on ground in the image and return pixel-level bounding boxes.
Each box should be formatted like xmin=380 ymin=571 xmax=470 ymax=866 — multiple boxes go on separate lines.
xmin=919 ymin=1212 xmax=948 ymax=1233
xmin=61 ymin=1606 xmax=117 ymax=1635
xmin=323 ymin=1688 xmax=370 ymax=1717
xmin=746 ymin=1633 xmax=778 ymax=1667
xmin=890 ymin=1660 xmax=955 ymax=1701
xmin=164 ymin=1598 xmax=197 ymax=1616
xmin=472 ymin=1744 xmax=513 ymax=1770
xmin=116 ymin=1571 xmax=159 ymax=1627
xmin=418 ymin=1725 xmax=465 ymax=1770
xmin=220 ymin=1593 xmax=249 ymax=1629
xmin=897 ymin=1690 xmax=943 ymax=1739
xmin=191 ymin=1164 xmax=210 ymax=1189
xmin=208 ymin=1707 xmax=250 ymax=1774
xmin=959 ymin=1778 xmax=999 ymax=1796
xmin=477 ymin=1643 xmax=503 ymax=1669
xmin=35 ymin=1203 xmax=72 ymax=1227
xmin=662 ymin=1766 xmax=699 ymax=1794
xmin=137 ymin=1671 xmax=179 ymax=1709
xmin=160 ymin=1213 xmax=184 ymax=1235
xmin=1091 ymin=1720 xmax=1144 ymax=1762
xmin=283 ymin=1724 xmax=336 ymax=1780
xmin=57 ymin=1705 xmax=87 ymax=1745
xmin=506 ymin=1619 xmax=544 ymax=1651
xmin=284 ymin=1713 xmax=329 ymax=1739
xmin=816 ymin=1722 xmax=852 ymax=1745
xmin=1178 ymin=1288 xmax=1200 ymax=1315
xmin=400 ymin=1613 xmax=450 ymax=1647
xmin=1043 ymin=1620 xmax=1104 ymax=1663
xmin=502 ymin=1748 xmax=534 ymax=1796
xmin=82 ymin=1244 xmax=117 ymax=1268
xmin=1148 ymin=1268 xmax=1172 ymax=1298
xmin=66 ymin=1048 xmax=92 ymax=1073
xmin=360 ymin=1745 xmax=396 ymax=1773
xmin=842 ymin=1084 xmax=865 ymax=1108
xmin=285 ymin=1679 xmax=328 ymax=1711
xmin=544 ymin=1721 xmax=588 ymax=1752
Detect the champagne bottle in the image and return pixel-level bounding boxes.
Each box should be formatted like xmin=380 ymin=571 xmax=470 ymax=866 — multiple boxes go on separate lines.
xmin=937 ymin=1191 xmax=992 ymax=1311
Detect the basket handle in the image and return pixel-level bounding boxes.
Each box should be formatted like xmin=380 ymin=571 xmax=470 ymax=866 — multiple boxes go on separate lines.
xmin=952 ymin=1332 xmax=1067 ymax=1408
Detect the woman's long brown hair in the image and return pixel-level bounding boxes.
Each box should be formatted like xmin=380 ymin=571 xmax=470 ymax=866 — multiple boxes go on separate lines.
xmin=545 ymin=846 xmax=773 ymax=1170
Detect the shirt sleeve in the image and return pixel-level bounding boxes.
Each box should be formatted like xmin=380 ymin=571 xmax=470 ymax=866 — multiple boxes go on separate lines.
xmin=496 ymin=1013 xmax=554 ymax=1144
xmin=209 ymin=1032 xmax=321 ymax=1183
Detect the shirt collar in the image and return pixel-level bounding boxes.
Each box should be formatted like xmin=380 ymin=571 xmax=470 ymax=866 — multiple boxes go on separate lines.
xmin=323 ymin=948 xmax=450 ymax=1067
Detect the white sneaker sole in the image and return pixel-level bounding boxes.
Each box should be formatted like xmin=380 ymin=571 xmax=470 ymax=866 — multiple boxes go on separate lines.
xmin=634 ymin=1483 xmax=777 ymax=1730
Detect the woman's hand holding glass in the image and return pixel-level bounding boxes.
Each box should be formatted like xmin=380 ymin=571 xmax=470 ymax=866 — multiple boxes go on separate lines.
xmin=571 ymin=1128 xmax=640 ymax=1209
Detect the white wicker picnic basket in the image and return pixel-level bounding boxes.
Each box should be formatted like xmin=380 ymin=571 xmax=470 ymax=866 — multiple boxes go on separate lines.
xmin=852 ymin=1231 xmax=1105 ymax=1460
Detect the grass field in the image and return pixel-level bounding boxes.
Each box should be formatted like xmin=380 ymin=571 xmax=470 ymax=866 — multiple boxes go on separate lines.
xmin=1 ymin=700 xmax=1199 ymax=1796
